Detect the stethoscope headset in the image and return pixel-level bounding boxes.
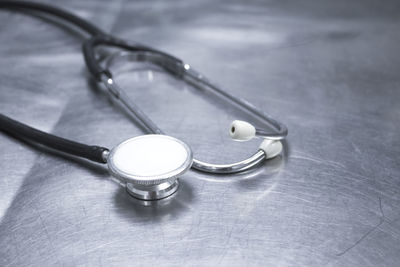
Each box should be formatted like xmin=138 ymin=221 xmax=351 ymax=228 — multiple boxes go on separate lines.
xmin=0 ymin=1 xmax=288 ymax=201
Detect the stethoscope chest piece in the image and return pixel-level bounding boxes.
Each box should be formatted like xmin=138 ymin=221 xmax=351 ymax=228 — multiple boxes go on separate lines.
xmin=107 ymin=134 xmax=193 ymax=200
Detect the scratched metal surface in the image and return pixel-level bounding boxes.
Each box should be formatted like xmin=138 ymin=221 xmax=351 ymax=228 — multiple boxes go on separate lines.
xmin=1 ymin=0 xmax=400 ymax=266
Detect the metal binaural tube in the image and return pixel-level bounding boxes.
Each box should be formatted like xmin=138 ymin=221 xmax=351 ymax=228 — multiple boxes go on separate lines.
xmin=103 ymin=51 xmax=286 ymax=174
xmin=101 ymin=75 xmax=163 ymax=135
xmin=192 ymin=150 xmax=266 ymax=174
xmin=182 ymin=65 xmax=288 ymax=140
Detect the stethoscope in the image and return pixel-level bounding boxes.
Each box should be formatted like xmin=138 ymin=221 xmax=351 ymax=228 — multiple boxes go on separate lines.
xmin=0 ymin=1 xmax=288 ymax=201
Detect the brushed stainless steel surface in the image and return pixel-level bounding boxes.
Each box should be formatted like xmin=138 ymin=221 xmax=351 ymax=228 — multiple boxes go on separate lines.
xmin=1 ymin=0 xmax=400 ymax=266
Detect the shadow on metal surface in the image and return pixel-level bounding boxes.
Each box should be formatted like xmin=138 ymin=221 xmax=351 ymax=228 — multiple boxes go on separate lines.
xmin=112 ymin=178 xmax=195 ymax=221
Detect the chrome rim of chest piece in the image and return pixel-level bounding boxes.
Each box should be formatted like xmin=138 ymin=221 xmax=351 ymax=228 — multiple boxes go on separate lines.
xmin=107 ymin=134 xmax=193 ymax=200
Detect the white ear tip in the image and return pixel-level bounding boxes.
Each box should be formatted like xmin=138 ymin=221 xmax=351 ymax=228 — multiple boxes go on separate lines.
xmin=229 ymin=120 xmax=256 ymax=141
xmin=259 ymin=140 xmax=283 ymax=159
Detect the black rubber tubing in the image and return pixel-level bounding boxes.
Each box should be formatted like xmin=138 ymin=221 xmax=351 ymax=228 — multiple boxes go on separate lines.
xmin=0 ymin=114 xmax=108 ymax=163
xmin=0 ymin=1 xmax=109 ymax=163
xmin=82 ymin=35 xmax=185 ymax=81
xmin=0 ymin=0 xmax=105 ymax=36
xmin=0 ymin=1 xmax=184 ymax=80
